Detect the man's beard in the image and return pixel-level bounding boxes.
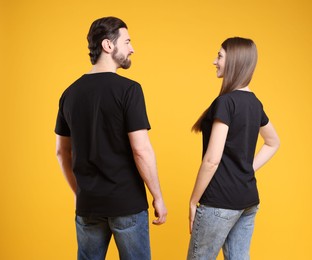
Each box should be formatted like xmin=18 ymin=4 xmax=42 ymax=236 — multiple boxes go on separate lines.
xmin=112 ymin=47 xmax=131 ymax=69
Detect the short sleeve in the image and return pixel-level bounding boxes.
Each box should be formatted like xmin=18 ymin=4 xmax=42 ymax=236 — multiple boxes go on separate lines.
xmin=124 ymin=83 xmax=151 ymax=132
xmin=261 ymin=110 xmax=269 ymax=127
xmin=212 ymin=96 xmax=233 ymax=126
xmin=55 ymin=95 xmax=71 ymax=136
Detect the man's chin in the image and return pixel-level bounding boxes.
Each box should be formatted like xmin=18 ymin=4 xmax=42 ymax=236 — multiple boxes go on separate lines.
xmin=121 ymin=60 xmax=131 ymax=69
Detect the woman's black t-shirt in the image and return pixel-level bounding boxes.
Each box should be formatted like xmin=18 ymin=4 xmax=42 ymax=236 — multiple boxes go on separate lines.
xmin=55 ymin=72 xmax=150 ymax=217
xmin=200 ymin=90 xmax=269 ymax=209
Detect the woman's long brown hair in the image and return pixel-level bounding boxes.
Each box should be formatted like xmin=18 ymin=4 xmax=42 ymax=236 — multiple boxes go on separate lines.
xmin=192 ymin=37 xmax=258 ymax=133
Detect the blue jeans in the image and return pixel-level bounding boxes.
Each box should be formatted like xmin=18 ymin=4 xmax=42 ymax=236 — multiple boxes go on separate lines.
xmin=187 ymin=205 xmax=259 ymax=260
xmin=75 ymin=210 xmax=150 ymax=260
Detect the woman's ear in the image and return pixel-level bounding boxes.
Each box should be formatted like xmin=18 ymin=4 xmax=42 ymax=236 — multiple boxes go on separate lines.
xmin=102 ymin=39 xmax=114 ymax=53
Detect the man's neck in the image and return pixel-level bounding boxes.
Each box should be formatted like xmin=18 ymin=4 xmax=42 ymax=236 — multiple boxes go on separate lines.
xmin=87 ymin=58 xmax=118 ymax=74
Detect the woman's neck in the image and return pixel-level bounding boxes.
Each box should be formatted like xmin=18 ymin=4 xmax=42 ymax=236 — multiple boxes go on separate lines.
xmin=237 ymin=86 xmax=251 ymax=92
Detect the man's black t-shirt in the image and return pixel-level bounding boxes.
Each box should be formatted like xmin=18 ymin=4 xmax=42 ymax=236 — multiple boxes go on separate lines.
xmin=55 ymin=72 xmax=150 ymax=217
xmin=200 ymin=90 xmax=269 ymax=209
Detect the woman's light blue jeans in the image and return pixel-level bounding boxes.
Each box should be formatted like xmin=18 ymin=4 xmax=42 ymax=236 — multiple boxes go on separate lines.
xmin=75 ymin=210 xmax=150 ymax=260
xmin=187 ymin=204 xmax=259 ymax=260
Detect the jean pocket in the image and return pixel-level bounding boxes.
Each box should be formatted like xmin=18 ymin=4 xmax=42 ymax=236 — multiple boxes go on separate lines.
xmin=213 ymin=208 xmax=241 ymax=220
xmin=111 ymin=214 xmax=137 ymax=230
xmin=75 ymin=215 xmax=103 ymax=226
xmin=243 ymin=205 xmax=259 ymax=216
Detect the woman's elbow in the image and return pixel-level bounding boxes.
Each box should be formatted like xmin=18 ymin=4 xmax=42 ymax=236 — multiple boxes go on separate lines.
xmin=276 ymin=138 xmax=281 ymax=150
xmin=273 ymin=135 xmax=281 ymax=151
xmin=203 ymin=158 xmax=220 ymax=171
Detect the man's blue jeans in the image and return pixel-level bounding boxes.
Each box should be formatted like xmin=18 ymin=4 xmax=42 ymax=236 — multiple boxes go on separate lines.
xmin=75 ymin=210 xmax=150 ymax=260
xmin=187 ymin=204 xmax=259 ymax=260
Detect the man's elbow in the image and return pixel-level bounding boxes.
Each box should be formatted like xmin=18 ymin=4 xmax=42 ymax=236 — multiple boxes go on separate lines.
xmin=132 ymin=142 xmax=153 ymax=156
xmin=56 ymin=148 xmax=63 ymax=158
xmin=56 ymin=148 xmax=64 ymax=161
xmin=56 ymin=147 xmax=71 ymax=160
xmin=56 ymin=135 xmax=72 ymax=158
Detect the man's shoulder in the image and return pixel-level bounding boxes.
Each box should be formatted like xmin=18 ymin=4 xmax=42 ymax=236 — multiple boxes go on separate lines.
xmin=114 ymin=73 xmax=140 ymax=87
xmin=60 ymin=73 xmax=142 ymax=98
xmin=88 ymin=72 xmax=141 ymax=89
xmin=58 ymin=75 xmax=85 ymax=97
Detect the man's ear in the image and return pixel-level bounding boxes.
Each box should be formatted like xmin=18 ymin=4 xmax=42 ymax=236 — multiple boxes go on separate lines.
xmin=102 ymin=39 xmax=114 ymax=53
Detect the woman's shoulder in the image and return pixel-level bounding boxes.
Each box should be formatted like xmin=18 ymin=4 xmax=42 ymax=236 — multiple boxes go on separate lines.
xmin=214 ymin=92 xmax=236 ymax=106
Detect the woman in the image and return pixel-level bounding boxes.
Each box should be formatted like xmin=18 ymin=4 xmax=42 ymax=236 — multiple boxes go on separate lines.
xmin=187 ymin=37 xmax=280 ymax=260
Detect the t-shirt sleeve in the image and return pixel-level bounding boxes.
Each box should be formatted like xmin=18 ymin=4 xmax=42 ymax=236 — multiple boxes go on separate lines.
xmin=212 ymin=96 xmax=233 ymax=126
xmin=55 ymin=95 xmax=71 ymax=136
xmin=124 ymin=83 xmax=151 ymax=132
xmin=261 ymin=109 xmax=269 ymax=127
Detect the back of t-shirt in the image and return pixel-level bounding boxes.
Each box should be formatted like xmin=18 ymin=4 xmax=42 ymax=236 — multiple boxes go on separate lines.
xmin=200 ymin=90 xmax=269 ymax=209
xmin=55 ymin=72 xmax=150 ymax=217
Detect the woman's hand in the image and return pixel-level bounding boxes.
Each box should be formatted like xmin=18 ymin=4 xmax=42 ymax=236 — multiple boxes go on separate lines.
xmin=189 ymin=202 xmax=197 ymax=234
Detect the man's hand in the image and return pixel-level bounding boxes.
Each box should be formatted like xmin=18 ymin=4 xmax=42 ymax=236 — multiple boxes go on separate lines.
xmin=152 ymin=199 xmax=167 ymax=225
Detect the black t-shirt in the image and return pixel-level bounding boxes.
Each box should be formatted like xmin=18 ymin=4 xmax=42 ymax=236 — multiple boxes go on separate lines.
xmin=55 ymin=72 xmax=150 ymax=217
xmin=199 ymin=90 xmax=269 ymax=209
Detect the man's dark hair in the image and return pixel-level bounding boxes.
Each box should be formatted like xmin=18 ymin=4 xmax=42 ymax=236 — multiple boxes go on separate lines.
xmin=87 ymin=17 xmax=128 ymax=65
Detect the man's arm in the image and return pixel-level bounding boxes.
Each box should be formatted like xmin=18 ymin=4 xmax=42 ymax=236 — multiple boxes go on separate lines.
xmin=56 ymin=135 xmax=77 ymax=195
xmin=128 ymin=129 xmax=167 ymax=225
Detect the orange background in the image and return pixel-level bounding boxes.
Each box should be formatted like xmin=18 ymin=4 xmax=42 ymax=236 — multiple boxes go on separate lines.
xmin=1 ymin=0 xmax=311 ymax=259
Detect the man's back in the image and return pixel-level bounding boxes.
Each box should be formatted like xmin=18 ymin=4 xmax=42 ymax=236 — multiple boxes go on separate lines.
xmin=55 ymin=72 xmax=150 ymax=217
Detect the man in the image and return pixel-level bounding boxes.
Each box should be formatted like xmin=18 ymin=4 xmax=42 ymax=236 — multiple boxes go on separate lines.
xmin=55 ymin=16 xmax=167 ymax=260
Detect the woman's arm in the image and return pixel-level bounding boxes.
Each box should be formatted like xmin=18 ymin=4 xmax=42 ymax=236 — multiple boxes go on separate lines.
xmin=253 ymin=122 xmax=280 ymax=171
xmin=189 ymin=120 xmax=229 ymax=233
